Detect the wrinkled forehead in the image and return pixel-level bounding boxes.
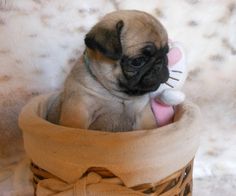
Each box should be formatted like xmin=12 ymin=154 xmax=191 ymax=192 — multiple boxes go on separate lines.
xmin=121 ymin=18 xmax=168 ymax=56
xmin=121 ymin=37 xmax=168 ymax=57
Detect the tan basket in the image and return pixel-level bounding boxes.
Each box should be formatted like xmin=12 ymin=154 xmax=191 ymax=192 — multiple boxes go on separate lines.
xmin=19 ymin=94 xmax=200 ymax=196
xmin=30 ymin=159 xmax=193 ymax=196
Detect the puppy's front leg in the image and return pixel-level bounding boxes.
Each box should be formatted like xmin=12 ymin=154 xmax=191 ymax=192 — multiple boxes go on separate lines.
xmin=59 ymin=101 xmax=91 ymax=129
xmin=138 ymin=102 xmax=157 ymax=130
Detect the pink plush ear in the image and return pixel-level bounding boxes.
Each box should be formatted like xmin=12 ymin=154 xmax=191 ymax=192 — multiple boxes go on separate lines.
xmin=167 ymin=47 xmax=182 ymax=67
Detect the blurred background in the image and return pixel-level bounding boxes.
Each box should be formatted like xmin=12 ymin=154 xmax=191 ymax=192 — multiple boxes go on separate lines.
xmin=0 ymin=0 xmax=235 ymax=195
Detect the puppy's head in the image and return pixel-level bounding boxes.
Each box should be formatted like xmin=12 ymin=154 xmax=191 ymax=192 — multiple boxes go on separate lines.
xmin=85 ymin=10 xmax=169 ymax=96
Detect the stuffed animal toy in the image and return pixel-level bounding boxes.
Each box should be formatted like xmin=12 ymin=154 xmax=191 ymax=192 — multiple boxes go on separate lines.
xmin=151 ymin=40 xmax=187 ymax=127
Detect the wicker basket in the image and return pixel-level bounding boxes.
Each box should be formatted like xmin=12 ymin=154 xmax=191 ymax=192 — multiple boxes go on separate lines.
xmin=30 ymin=160 xmax=193 ymax=196
xmin=19 ymin=93 xmax=200 ymax=196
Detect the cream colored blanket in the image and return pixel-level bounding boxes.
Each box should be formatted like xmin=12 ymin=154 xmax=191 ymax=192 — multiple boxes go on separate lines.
xmin=19 ymin=93 xmax=201 ymax=195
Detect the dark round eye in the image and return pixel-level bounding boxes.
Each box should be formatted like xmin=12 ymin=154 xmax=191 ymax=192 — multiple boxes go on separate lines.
xmin=131 ymin=56 xmax=147 ymax=67
xmin=143 ymin=44 xmax=156 ymax=56
xmin=163 ymin=45 xmax=169 ymax=54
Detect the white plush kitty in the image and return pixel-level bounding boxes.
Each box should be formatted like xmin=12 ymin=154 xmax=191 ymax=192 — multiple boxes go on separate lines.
xmin=150 ymin=40 xmax=187 ymax=126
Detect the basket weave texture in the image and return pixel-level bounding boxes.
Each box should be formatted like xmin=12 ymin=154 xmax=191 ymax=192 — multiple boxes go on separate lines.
xmin=31 ymin=159 xmax=193 ymax=196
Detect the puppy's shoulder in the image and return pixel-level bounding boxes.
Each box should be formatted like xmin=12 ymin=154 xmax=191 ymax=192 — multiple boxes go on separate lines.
xmin=47 ymin=93 xmax=62 ymax=124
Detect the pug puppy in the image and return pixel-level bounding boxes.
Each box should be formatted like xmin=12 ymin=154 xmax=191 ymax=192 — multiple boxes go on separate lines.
xmin=49 ymin=10 xmax=169 ymax=132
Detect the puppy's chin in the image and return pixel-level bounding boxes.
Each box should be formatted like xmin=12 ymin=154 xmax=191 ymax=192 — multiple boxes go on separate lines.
xmin=119 ymin=77 xmax=164 ymax=96
xmin=119 ymin=63 xmax=169 ymax=96
xmin=119 ymin=73 xmax=169 ymax=96
xmin=121 ymin=83 xmax=162 ymax=96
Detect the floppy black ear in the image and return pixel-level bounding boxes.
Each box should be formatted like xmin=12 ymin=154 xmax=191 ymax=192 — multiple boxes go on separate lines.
xmin=84 ymin=20 xmax=124 ymax=60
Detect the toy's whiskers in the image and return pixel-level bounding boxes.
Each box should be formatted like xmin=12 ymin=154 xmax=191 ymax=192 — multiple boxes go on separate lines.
xmin=171 ymin=70 xmax=183 ymax=74
xmin=164 ymin=82 xmax=174 ymax=88
xmin=169 ymin=76 xmax=179 ymax=81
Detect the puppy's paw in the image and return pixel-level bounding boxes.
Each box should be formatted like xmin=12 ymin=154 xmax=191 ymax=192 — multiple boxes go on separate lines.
xmin=157 ymin=89 xmax=185 ymax=105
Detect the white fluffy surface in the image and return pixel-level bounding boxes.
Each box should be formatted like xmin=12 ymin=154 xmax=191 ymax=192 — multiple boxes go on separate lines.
xmin=0 ymin=0 xmax=236 ymax=195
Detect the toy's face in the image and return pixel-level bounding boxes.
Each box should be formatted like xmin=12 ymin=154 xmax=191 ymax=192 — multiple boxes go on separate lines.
xmin=150 ymin=41 xmax=187 ymax=98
